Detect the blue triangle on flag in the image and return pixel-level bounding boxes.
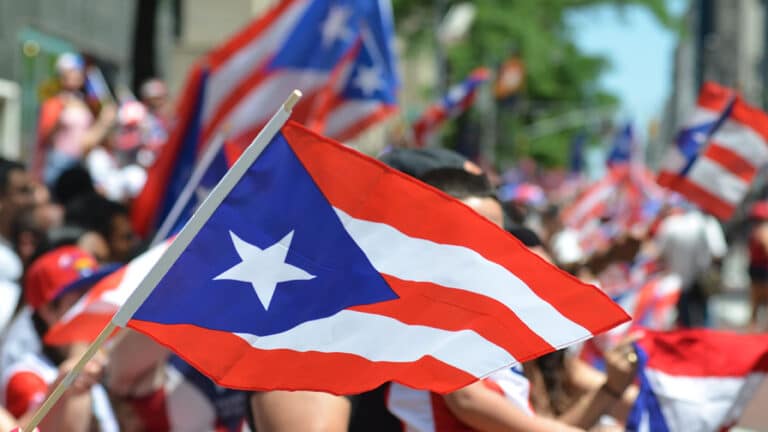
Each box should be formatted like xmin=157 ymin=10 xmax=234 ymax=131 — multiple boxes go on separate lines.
xmin=133 ymin=133 xmax=398 ymax=336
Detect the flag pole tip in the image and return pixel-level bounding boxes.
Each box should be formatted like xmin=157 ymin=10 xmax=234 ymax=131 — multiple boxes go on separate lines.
xmin=284 ymin=90 xmax=303 ymax=112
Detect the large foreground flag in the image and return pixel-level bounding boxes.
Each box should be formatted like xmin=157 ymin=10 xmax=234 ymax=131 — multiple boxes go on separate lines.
xmin=132 ymin=0 xmax=398 ymax=237
xmin=113 ymin=118 xmax=629 ymax=394
xmin=658 ymin=82 xmax=768 ymax=220
xmin=412 ymin=67 xmax=490 ymax=147
xmin=627 ymin=329 xmax=768 ymax=432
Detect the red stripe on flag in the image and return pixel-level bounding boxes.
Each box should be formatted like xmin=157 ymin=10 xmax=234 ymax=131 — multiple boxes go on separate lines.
xmin=703 ymin=143 xmax=757 ymax=183
xmin=283 ymin=122 xmax=629 ymax=337
xmin=349 ymin=276 xmax=554 ymax=362
xmin=331 ymin=105 xmax=398 ymax=142
xmin=696 ymin=82 xmax=735 ymax=113
xmin=656 ymin=172 xmax=734 ymax=220
xmin=128 ymin=320 xmax=478 ymax=394
xmin=639 ymin=329 xmax=768 ymax=377
xmin=206 ymin=0 xmax=300 ymax=68
xmin=200 ymin=68 xmax=274 ymax=146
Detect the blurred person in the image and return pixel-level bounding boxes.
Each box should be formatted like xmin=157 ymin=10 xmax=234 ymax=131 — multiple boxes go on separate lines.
xmin=137 ymin=78 xmax=172 ymax=167
xmin=34 ymin=52 xmax=117 ymax=185
xmin=748 ymin=201 xmax=768 ymax=331
xmin=85 ymin=124 xmax=147 ymax=202
xmin=655 ymin=205 xmax=726 ymax=327
xmin=0 ymin=246 xmax=118 ymax=430
xmin=0 ymin=406 xmax=16 ymax=430
xmin=105 ymin=330 xmax=249 ymax=431
xmin=52 ymin=165 xmax=96 ymax=208
xmin=65 ymin=193 xmax=137 ymax=263
xmin=0 ymin=159 xmax=34 ymax=338
xmin=524 ymin=335 xmax=640 ymax=431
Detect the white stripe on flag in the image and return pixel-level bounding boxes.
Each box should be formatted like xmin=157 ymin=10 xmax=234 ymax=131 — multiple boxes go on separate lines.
xmin=333 ymin=208 xmax=593 ymax=348
xmin=324 ymin=100 xmax=386 ymax=138
xmin=217 ymin=70 xmax=329 ymax=139
xmin=234 ymin=309 xmax=515 ymax=378
xmin=710 ymin=119 xmax=768 ymax=167
xmin=201 ymin=0 xmax=310 ymax=125
xmin=683 ymin=108 xmax=719 ymax=127
xmin=687 ymin=157 xmax=749 ymax=205
xmin=387 ymin=383 xmax=437 ymax=432
xmin=646 ymin=369 xmax=766 ymax=432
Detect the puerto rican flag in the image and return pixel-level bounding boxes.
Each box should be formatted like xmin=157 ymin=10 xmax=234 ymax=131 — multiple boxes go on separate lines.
xmin=658 ymin=82 xmax=768 ymax=220
xmin=112 ymin=121 xmax=629 ymax=394
xmin=412 ymin=67 xmax=490 ymax=147
xmin=131 ymin=0 xmax=399 ymax=237
xmin=627 ymin=329 xmax=768 ymax=432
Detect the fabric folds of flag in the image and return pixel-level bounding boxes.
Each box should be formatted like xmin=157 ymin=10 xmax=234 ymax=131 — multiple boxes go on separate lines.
xmin=44 ymin=241 xmax=172 ymax=346
xmin=627 ymin=329 xmax=768 ymax=432
xmin=116 ymin=121 xmax=629 ymax=395
xmin=412 ymin=67 xmax=491 ymax=147
xmin=131 ymin=0 xmax=399 ymax=237
xmin=658 ymin=82 xmax=768 ymax=220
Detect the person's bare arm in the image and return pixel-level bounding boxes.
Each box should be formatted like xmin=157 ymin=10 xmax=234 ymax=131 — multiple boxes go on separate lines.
xmin=444 ymin=382 xmax=585 ymax=432
xmin=106 ymin=329 xmax=168 ymax=396
xmin=81 ymin=103 xmax=117 ymax=153
xmin=0 ymin=406 xmax=17 ymax=430
xmin=250 ymin=391 xmax=350 ymax=432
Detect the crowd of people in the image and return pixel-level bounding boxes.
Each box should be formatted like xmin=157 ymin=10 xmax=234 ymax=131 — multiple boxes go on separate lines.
xmin=0 ymin=50 xmax=765 ymax=431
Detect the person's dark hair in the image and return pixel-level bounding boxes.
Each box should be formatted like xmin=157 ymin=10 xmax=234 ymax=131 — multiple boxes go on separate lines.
xmin=419 ymin=168 xmax=496 ymax=200
xmin=534 ymin=349 xmax=572 ymax=416
xmin=0 ymin=158 xmax=26 ymax=196
xmin=52 ymin=165 xmax=95 ymax=206
xmin=31 ymin=309 xmax=67 ymax=365
xmin=11 ymin=207 xmax=50 ymax=266
xmin=65 ymin=193 xmax=128 ymax=240
xmin=379 ymin=148 xmax=471 ymax=179
xmin=507 ymin=226 xmax=543 ymax=247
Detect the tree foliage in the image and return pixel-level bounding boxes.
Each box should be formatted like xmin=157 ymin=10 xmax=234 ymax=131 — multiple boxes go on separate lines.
xmin=392 ymin=0 xmax=678 ymax=167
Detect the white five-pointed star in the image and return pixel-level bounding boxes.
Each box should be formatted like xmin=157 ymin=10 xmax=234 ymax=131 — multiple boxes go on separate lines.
xmin=354 ymin=65 xmax=383 ymax=96
xmin=214 ymin=231 xmax=315 ymax=310
xmin=321 ymin=5 xmax=353 ymax=48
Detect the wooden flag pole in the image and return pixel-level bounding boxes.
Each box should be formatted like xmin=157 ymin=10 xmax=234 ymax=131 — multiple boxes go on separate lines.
xmin=22 ymin=322 xmax=116 ymax=431
xmin=22 ymin=90 xmax=302 ymax=432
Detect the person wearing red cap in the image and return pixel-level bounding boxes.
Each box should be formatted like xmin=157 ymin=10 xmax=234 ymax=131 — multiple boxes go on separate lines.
xmin=0 ymin=246 xmax=118 ymax=431
xmin=748 ymin=201 xmax=768 ymax=331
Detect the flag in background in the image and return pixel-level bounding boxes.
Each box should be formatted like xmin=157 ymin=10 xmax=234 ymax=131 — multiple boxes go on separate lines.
xmin=627 ymin=329 xmax=768 ymax=432
xmin=116 ymin=121 xmax=629 ymax=394
xmin=84 ymin=65 xmax=113 ymax=104
xmin=131 ymin=0 xmax=399 ymax=237
xmin=569 ymin=131 xmax=587 ymax=174
xmin=412 ymin=67 xmax=491 ymax=147
xmin=658 ymin=82 xmax=768 ymax=220
xmin=606 ymin=123 xmax=636 ymax=166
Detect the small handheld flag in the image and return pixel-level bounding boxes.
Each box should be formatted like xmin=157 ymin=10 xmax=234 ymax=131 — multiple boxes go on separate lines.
xmin=658 ymin=82 xmax=768 ymax=220
xmin=627 ymin=329 xmax=768 ymax=432
xmin=25 ymin=88 xmax=629 ymax=430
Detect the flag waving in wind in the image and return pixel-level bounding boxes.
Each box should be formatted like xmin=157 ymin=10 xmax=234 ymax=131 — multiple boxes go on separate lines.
xmin=627 ymin=329 xmax=768 ymax=432
xmin=113 ymin=112 xmax=629 ymax=394
xmin=658 ymin=82 xmax=768 ymax=220
xmin=131 ymin=0 xmax=399 ymax=237
xmin=412 ymin=67 xmax=491 ymax=147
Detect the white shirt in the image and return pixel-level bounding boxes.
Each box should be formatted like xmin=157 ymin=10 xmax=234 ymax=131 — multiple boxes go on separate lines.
xmin=0 ymin=236 xmax=22 ymax=338
xmin=86 ymin=147 xmax=147 ymax=202
xmin=656 ymin=211 xmax=726 ymax=289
